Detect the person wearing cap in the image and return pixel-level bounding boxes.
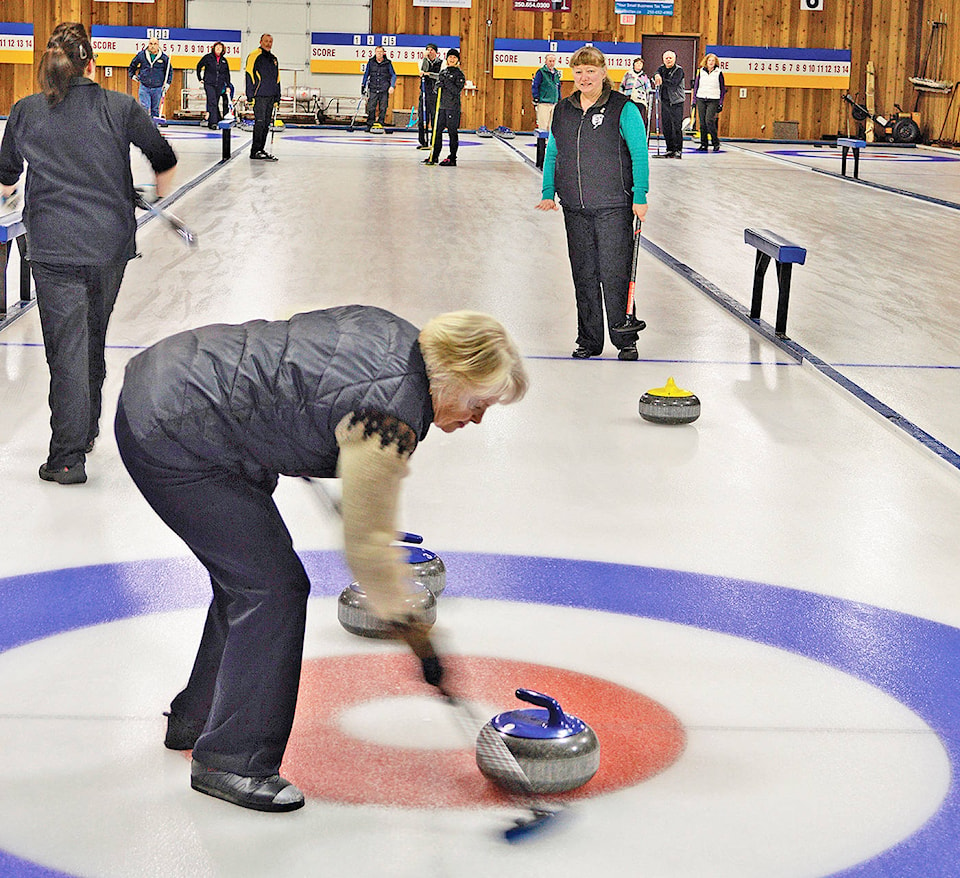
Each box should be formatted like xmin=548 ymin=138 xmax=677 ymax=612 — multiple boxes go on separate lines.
xmin=114 ymin=306 xmax=528 ymax=812
xmin=417 ymin=43 xmax=442 ymax=149
xmin=424 ymin=49 xmax=465 ymax=167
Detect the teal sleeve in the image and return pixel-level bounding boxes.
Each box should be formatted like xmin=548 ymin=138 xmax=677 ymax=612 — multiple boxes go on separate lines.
xmin=540 ymin=133 xmax=558 ymax=200
xmin=619 ymin=102 xmax=649 ymax=205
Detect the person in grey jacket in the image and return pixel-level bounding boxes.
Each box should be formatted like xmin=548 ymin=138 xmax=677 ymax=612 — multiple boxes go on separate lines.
xmin=128 ymin=37 xmax=173 ymax=121
xmin=114 ymin=306 xmax=528 ymax=813
xmin=0 ymin=22 xmax=177 ymax=486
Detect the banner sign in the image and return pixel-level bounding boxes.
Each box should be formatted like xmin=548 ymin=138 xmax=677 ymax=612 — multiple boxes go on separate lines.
xmin=90 ymin=27 xmax=242 ymax=70
xmin=514 ymin=0 xmax=572 ymax=12
xmin=310 ymin=33 xmax=460 ymax=75
xmin=492 ymin=39 xmax=642 ymax=81
xmin=0 ymin=23 xmax=33 ymax=64
xmin=614 ymin=0 xmax=674 ymax=15
xmin=706 ymin=45 xmax=851 ymax=88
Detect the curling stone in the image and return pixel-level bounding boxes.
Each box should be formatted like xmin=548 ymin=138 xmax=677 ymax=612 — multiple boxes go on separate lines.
xmin=476 ymin=688 xmax=600 ymax=793
xmin=404 ymin=546 xmax=446 ymax=597
xmin=338 ymin=581 xmax=436 ymax=639
xmin=639 ymin=376 xmax=701 ymax=425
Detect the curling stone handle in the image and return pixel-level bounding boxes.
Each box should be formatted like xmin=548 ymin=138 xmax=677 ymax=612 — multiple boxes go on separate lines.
xmin=514 ymin=688 xmax=567 ymax=728
xmin=396 ymin=531 xmax=423 ymax=545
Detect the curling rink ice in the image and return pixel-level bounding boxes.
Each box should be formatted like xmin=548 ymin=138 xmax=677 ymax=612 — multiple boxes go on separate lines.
xmin=2 ymin=122 xmax=960 ymax=877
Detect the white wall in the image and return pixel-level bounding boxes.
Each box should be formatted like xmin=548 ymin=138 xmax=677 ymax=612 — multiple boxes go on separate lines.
xmin=186 ymin=0 xmax=370 ymax=99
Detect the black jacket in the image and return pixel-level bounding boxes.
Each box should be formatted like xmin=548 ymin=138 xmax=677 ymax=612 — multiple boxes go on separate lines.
xmin=437 ymin=66 xmax=466 ymax=111
xmin=362 ymin=56 xmax=396 ymax=93
xmin=656 ymin=63 xmax=686 ymax=106
xmin=245 ymin=48 xmax=280 ymax=99
xmin=118 ymin=306 xmax=434 ymax=490
xmin=197 ymin=52 xmax=232 ymax=94
xmin=0 ymin=78 xmax=177 ymax=264
xmin=550 ymin=87 xmax=633 ymax=210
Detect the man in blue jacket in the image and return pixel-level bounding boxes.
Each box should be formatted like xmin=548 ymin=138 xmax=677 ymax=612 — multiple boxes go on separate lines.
xmin=361 ymin=45 xmax=396 ymax=131
xmin=128 ymin=37 xmax=173 ymax=122
xmin=245 ymin=33 xmax=281 ymax=161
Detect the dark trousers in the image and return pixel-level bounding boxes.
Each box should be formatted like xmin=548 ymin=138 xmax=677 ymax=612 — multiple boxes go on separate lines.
xmin=251 ymin=96 xmax=278 ymax=155
xmin=366 ymin=88 xmax=390 ymax=127
xmin=562 ymin=206 xmax=638 ymax=353
xmin=697 ymin=98 xmax=720 ymax=146
xmin=418 ymin=88 xmax=437 ymax=146
xmin=662 ymin=100 xmax=685 ymax=153
xmin=32 ymin=261 xmax=125 ymax=469
xmin=115 ymin=404 xmax=310 ymax=777
xmin=429 ymin=108 xmax=460 ymax=162
xmin=204 ymin=83 xmax=221 ymax=127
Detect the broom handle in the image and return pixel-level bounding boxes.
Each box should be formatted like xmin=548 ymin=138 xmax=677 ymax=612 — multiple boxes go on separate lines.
xmin=625 ymin=218 xmax=642 ymax=315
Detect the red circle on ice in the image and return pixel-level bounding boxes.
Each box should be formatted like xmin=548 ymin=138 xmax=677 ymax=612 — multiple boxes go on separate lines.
xmin=277 ymin=654 xmax=686 ymax=808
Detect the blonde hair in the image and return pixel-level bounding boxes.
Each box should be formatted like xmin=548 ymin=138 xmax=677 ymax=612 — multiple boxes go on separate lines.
xmin=569 ymin=45 xmax=613 ymax=92
xmin=701 ymin=53 xmax=719 ymax=70
xmin=419 ymin=311 xmax=528 ymax=406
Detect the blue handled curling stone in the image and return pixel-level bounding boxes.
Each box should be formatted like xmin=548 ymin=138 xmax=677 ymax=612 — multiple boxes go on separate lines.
xmin=477 ymin=689 xmax=600 ymax=793
xmin=403 ymin=546 xmax=446 ymax=597
xmin=639 ymin=376 xmax=701 ymax=425
xmin=337 ymin=582 xmax=436 ymax=639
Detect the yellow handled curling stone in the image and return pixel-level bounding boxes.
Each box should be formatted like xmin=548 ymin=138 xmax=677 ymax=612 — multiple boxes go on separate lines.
xmin=639 ymin=377 xmax=701 ymax=424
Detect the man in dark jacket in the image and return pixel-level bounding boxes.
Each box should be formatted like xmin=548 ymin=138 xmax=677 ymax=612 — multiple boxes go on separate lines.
xmin=196 ymin=41 xmax=232 ymax=130
xmin=653 ymin=51 xmax=686 ymax=158
xmin=417 ymin=43 xmax=442 ymax=148
xmin=114 ymin=306 xmax=528 ymax=812
xmin=128 ymin=37 xmax=173 ymax=122
xmin=245 ymin=33 xmax=281 ymax=160
xmin=531 ymin=54 xmax=561 ymax=133
xmin=361 ymin=45 xmax=396 ymax=130
xmin=425 ymin=49 xmax=466 ymax=167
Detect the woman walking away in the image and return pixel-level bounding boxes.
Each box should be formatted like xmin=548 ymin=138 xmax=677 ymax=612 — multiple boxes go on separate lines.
xmin=693 ymin=53 xmax=725 ymax=151
xmin=536 ymin=45 xmax=649 ymax=361
xmin=0 ymin=22 xmax=178 ymax=485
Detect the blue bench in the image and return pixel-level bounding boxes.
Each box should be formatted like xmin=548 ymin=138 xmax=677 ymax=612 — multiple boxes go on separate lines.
xmin=837 ymin=137 xmax=867 ymax=179
xmin=744 ymin=228 xmax=807 ymax=338
xmin=218 ymin=119 xmax=233 ymax=161
xmin=0 ymin=211 xmax=32 ymax=325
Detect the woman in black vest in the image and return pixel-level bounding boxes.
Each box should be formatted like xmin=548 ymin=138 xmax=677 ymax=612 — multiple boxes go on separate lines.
xmin=536 ymin=46 xmax=650 ymax=361
xmin=114 ymin=307 xmax=527 ymax=813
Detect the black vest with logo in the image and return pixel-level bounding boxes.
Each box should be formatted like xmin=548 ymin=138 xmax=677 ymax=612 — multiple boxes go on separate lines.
xmin=551 ymin=87 xmax=634 ymax=210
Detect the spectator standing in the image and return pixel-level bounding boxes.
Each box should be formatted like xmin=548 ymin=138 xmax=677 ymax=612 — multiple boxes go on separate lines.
xmin=128 ymin=36 xmax=173 ymax=122
xmin=535 ymin=45 xmax=649 ymax=361
xmin=653 ymin=51 xmax=686 ymax=158
xmin=693 ymin=53 xmax=725 ymax=152
xmin=417 ymin=43 xmax=442 ymax=149
xmin=361 ymin=46 xmax=396 ymax=131
xmin=0 ymin=22 xmax=177 ymax=485
xmin=197 ymin=41 xmax=232 ymax=130
xmin=245 ymin=34 xmax=281 ymax=161
xmin=620 ymin=57 xmax=652 ymax=132
xmin=424 ymin=49 xmax=465 ymax=167
xmin=531 ymin=54 xmax=561 ymax=133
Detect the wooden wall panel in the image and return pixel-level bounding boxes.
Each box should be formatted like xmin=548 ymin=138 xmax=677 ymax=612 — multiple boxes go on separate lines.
xmin=0 ymin=0 xmax=187 ymax=116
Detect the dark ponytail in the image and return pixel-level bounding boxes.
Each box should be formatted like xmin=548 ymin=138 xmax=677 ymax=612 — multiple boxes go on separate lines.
xmin=38 ymin=22 xmax=93 ymax=107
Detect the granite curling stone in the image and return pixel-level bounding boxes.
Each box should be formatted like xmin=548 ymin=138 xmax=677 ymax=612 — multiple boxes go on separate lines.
xmin=404 ymin=546 xmax=446 ymax=597
xmin=639 ymin=376 xmax=701 ymax=424
xmin=337 ymin=581 xmax=436 ymax=639
xmin=476 ymin=688 xmax=600 ymax=794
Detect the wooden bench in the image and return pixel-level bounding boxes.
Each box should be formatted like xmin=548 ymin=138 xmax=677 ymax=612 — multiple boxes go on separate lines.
xmin=0 ymin=210 xmax=32 ymax=326
xmin=837 ymin=137 xmax=867 ymax=179
xmin=744 ymin=228 xmax=807 ymax=338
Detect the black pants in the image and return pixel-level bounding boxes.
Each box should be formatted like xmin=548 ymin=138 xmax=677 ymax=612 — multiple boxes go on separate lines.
xmin=562 ymin=206 xmax=639 ymax=353
xmin=697 ymin=98 xmax=720 ymax=147
xmin=32 ymin=261 xmax=126 ymax=469
xmin=204 ymin=83 xmax=221 ymax=127
xmin=115 ymin=403 xmax=311 ymax=777
xmin=251 ymin=96 xmax=278 ymax=155
xmin=429 ymin=107 xmax=460 ymax=162
xmin=662 ymin=100 xmax=685 ymax=153
xmin=418 ymin=88 xmax=437 ymax=146
xmin=366 ymin=88 xmax=390 ymax=127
